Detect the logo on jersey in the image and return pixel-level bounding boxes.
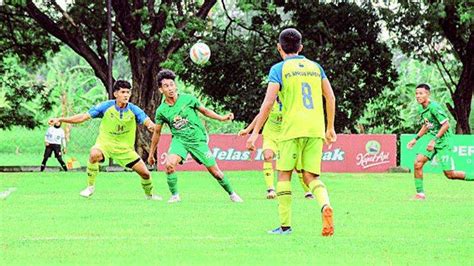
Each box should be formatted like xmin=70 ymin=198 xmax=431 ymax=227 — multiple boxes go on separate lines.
xmin=173 ymin=115 xmax=189 ymax=130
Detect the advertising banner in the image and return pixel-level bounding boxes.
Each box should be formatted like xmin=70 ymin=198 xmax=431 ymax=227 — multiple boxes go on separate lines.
xmin=156 ymin=134 xmax=397 ymax=172
xmin=400 ymin=134 xmax=474 ymax=173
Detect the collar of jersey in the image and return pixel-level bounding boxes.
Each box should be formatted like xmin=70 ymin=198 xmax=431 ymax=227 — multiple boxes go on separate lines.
xmin=114 ymin=102 xmax=130 ymax=112
xmin=284 ymin=55 xmax=305 ymax=61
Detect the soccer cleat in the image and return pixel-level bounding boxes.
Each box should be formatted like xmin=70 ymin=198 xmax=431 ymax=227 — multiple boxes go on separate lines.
xmin=145 ymin=194 xmax=163 ymax=201
xmin=167 ymin=194 xmax=181 ymax=203
xmin=230 ymin=192 xmax=243 ymax=202
xmin=412 ymin=193 xmax=426 ymax=200
xmin=266 ymin=189 xmax=277 ymax=199
xmin=304 ymin=192 xmax=315 ymax=199
xmin=79 ymin=186 xmax=95 ymax=198
xmin=267 ymin=227 xmax=292 ymax=235
xmin=321 ymin=205 xmax=334 ymax=237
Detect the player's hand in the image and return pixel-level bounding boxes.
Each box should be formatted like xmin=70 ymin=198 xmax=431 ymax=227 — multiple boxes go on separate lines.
xmin=63 ymin=148 xmax=67 ymax=154
xmin=49 ymin=118 xmax=59 ymax=125
xmin=426 ymin=140 xmax=435 ymax=152
xmin=246 ymin=133 xmax=258 ymax=151
xmin=45 ymin=142 xmax=49 ymax=146
xmin=407 ymin=139 xmax=417 ymax=149
xmin=238 ymin=129 xmax=250 ymax=137
xmin=325 ymin=128 xmax=337 ymax=145
xmin=147 ymin=155 xmax=156 ymax=166
xmin=221 ymin=113 xmax=234 ymax=122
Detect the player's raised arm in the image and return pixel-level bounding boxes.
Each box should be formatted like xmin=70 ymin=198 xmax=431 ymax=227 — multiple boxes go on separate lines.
xmin=148 ymin=123 xmax=163 ymax=166
xmin=49 ymin=113 xmax=91 ymax=125
xmin=197 ymin=105 xmax=234 ymax=122
xmin=322 ymin=78 xmax=336 ymax=144
xmin=246 ymin=83 xmax=279 ymax=151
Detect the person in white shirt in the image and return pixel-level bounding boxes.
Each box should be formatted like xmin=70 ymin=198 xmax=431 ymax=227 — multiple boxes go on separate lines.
xmin=41 ymin=121 xmax=68 ymax=171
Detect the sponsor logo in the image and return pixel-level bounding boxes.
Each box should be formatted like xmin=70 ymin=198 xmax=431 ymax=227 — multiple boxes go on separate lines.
xmin=322 ymin=148 xmax=345 ymax=161
xmin=356 ymin=140 xmax=391 ymax=169
xmin=172 ymin=115 xmax=189 ymax=130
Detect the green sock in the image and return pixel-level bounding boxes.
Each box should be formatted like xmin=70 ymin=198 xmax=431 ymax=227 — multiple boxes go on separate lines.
xmin=276 ymin=181 xmax=292 ymax=227
xmin=415 ymin=178 xmax=424 ymax=193
xmin=217 ymin=176 xmax=234 ymax=195
xmin=86 ymin=162 xmax=99 ymax=186
xmin=141 ymin=177 xmax=154 ymax=196
xmin=167 ymin=172 xmax=178 ymax=195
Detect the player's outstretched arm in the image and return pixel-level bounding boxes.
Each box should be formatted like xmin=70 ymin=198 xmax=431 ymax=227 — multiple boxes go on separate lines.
xmin=407 ymin=124 xmax=429 ymax=149
xmin=143 ymin=118 xmax=156 ymax=133
xmin=322 ymin=79 xmax=336 ymax=144
xmin=197 ymin=106 xmax=234 ymax=122
xmin=148 ymin=123 xmax=163 ymax=166
xmin=238 ymin=114 xmax=260 ymax=136
xmin=49 ymin=113 xmax=91 ymax=125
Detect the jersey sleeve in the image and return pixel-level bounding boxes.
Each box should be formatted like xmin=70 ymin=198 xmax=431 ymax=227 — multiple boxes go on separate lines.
xmin=318 ymin=64 xmax=327 ymax=79
xmin=129 ymin=103 xmax=149 ymax=125
xmin=189 ymin=95 xmax=202 ymax=109
xmin=88 ymin=101 xmax=113 ymax=118
xmin=432 ymin=103 xmax=449 ymax=124
xmin=268 ymin=63 xmax=283 ymax=85
xmin=155 ymin=109 xmax=165 ymax=125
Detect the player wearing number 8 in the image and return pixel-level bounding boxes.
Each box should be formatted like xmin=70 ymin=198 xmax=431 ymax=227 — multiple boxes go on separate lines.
xmin=246 ymin=28 xmax=337 ymax=236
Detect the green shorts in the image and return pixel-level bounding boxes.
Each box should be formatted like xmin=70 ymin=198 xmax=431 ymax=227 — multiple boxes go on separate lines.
xmin=92 ymin=142 xmax=140 ymax=168
xmin=418 ymin=145 xmax=455 ymax=171
xmin=277 ymin=137 xmax=323 ymax=175
xmin=169 ymin=138 xmax=216 ymax=167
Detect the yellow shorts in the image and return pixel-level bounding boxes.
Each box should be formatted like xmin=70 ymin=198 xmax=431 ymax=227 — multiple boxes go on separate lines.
xmin=276 ymin=137 xmax=323 ymax=175
xmin=92 ymin=142 xmax=140 ymax=168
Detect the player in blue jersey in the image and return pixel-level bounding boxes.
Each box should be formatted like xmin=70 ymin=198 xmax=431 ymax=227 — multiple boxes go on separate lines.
xmin=49 ymin=80 xmax=162 ymax=200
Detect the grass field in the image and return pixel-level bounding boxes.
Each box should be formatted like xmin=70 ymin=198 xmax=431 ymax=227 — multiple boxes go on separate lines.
xmin=1 ymin=171 xmax=473 ymax=265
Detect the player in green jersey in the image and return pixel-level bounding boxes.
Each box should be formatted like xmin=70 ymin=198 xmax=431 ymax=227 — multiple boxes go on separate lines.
xmin=239 ymin=101 xmax=314 ymax=200
xmin=407 ymin=83 xmax=473 ymax=200
xmin=148 ymin=69 xmax=243 ymax=203
xmin=49 ymin=80 xmax=162 ymax=200
xmin=246 ymin=28 xmax=336 ymax=236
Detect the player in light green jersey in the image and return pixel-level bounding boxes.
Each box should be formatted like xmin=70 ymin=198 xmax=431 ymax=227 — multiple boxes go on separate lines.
xmin=148 ymin=69 xmax=243 ymax=203
xmin=49 ymin=80 xmax=161 ymax=200
xmin=247 ymin=28 xmax=336 ymax=236
xmin=407 ymin=83 xmax=473 ymax=200
xmin=239 ymin=100 xmax=314 ymax=200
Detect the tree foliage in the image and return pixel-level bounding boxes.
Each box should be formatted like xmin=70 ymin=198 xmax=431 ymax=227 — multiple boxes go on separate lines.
xmin=380 ymin=1 xmax=473 ymax=133
xmin=176 ymin=1 xmax=397 ymax=132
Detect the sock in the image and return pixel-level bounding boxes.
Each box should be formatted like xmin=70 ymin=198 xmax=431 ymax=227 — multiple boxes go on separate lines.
xmin=86 ymin=161 xmax=99 ymax=186
xmin=217 ymin=176 xmax=234 ymax=195
xmin=414 ymin=178 xmax=424 ymax=193
xmin=141 ymin=177 xmax=154 ymax=196
xmin=298 ymin=172 xmax=310 ymax=193
xmin=263 ymin=162 xmax=275 ymax=190
xmin=167 ymin=172 xmax=178 ymax=195
xmin=276 ymin=181 xmax=292 ymax=227
xmin=308 ymin=179 xmax=330 ymax=209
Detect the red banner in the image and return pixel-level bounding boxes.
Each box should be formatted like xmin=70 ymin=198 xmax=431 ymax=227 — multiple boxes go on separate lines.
xmin=157 ymin=134 xmax=397 ymax=172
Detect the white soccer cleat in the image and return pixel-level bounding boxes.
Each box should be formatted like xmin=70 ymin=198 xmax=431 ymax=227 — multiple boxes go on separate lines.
xmin=230 ymin=192 xmax=243 ymax=203
xmin=167 ymin=194 xmax=181 ymax=203
xmin=145 ymin=194 xmax=163 ymax=201
xmin=266 ymin=190 xmax=277 ymax=199
xmin=79 ymin=186 xmax=95 ymax=198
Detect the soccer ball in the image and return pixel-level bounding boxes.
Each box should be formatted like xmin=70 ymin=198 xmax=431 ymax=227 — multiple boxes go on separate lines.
xmin=189 ymin=42 xmax=211 ymax=65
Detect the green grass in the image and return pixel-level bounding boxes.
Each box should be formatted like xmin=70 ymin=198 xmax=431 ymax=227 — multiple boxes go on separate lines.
xmin=1 ymin=172 xmax=473 ymax=265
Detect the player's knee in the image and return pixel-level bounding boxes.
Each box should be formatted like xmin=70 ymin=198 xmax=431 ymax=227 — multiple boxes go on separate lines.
xmin=263 ymin=151 xmax=274 ymax=162
xmin=443 ymin=171 xmax=455 ymax=179
xmin=414 ymin=160 xmax=424 ymax=170
xmin=141 ymin=171 xmax=151 ymax=180
xmin=89 ymin=150 xmax=102 ymax=163
xmin=165 ymin=163 xmax=176 ymax=174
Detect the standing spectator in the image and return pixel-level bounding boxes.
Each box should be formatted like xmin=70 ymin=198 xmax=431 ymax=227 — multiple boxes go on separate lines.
xmin=41 ymin=121 xmax=68 ymax=171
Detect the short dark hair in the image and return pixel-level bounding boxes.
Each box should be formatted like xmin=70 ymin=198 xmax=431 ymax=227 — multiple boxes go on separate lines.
xmin=279 ymin=28 xmax=302 ymax=54
xmin=416 ymin=83 xmax=431 ymax=91
xmin=113 ymin=80 xmax=131 ymax=92
xmin=157 ymin=69 xmax=176 ymax=87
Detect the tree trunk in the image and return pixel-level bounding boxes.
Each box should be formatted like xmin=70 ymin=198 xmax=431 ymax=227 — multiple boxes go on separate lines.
xmin=448 ymin=62 xmax=473 ymax=134
xmin=130 ymin=56 xmax=163 ymax=160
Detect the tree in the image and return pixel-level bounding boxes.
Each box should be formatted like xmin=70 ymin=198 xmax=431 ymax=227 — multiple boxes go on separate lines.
xmin=177 ymin=1 xmax=397 ymax=132
xmin=1 ymin=0 xmax=217 ymax=157
xmin=380 ymin=1 xmax=473 ymax=134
